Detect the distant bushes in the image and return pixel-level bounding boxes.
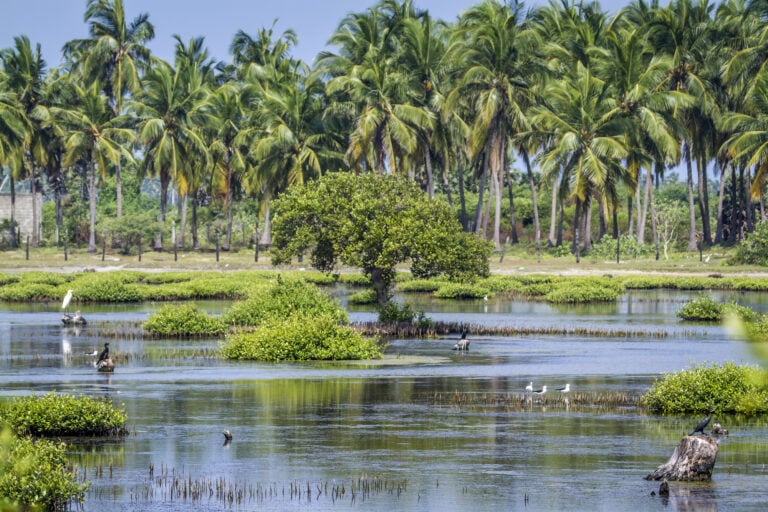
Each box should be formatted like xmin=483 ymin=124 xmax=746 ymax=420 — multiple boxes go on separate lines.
xmin=433 ymin=283 xmax=490 ymax=299
xmin=543 ymin=278 xmax=624 ymax=303
xmin=641 ymin=363 xmax=768 ymax=415
xmin=730 ymin=220 xmax=768 ymax=266
xmin=0 ymin=393 xmax=127 ymax=437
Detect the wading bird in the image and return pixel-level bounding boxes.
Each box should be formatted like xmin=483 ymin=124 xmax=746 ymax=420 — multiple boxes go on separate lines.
xmin=453 ymin=329 xmax=470 ymax=350
xmin=61 ymin=289 xmax=73 ymax=311
xmin=557 ymin=384 xmax=570 ymax=394
xmin=532 ymin=385 xmax=547 ymax=398
xmin=525 ymin=382 xmax=533 ymax=393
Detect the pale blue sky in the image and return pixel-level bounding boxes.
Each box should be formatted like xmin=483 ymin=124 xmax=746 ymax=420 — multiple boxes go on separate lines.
xmin=1 ymin=0 xmax=624 ymax=69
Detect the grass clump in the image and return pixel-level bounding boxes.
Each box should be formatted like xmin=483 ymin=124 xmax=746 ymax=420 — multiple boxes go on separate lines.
xmin=543 ymin=278 xmax=624 ymax=303
xmin=0 ymin=393 xmax=127 ymax=437
xmin=338 ymin=274 xmax=371 ymax=287
xmin=641 ymin=362 xmax=768 ymax=415
xmin=66 ymin=274 xmax=142 ymax=303
xmin=0 ymin=282 xmax=57 ymax=302
xmin=222 ymin=278 xmax=347 ymax=327
xmin=144 ymin=303 xmax=227 ymax=337
xmin=433 ymin=283 xmax=490 ymax=299
xmin=396 ymin=279 xmax=447 ymax=293
xmin=221 ymin=313 xmax=381 ymax=361
xmin=348 ymin=289 xmax=378 ymax=304
xmin=0 ymin=429 xmax=88 ymax=511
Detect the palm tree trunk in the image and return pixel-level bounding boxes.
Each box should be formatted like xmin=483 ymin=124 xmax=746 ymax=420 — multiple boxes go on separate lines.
xmin=572 ymin=198 xmax=581 ymax=261
xmin=424 ymin=150 xmax=434 ymax=200
xmin=179 ymin=194 xmax=188 ymax=249
xmin=746 ymin=166 xmax=754 ymax=233
xmin=9 ymin=173 xmax=16 ymax=249
xmin=626 ymin=194 xmax=633 ymax=237
xmin=259 ymin=204 xmax=272 ymax=247
xmin=116 ymin=162 xmax=122 ymax=219
xmin=457 ymin=158 xmax=468 ymax=230
xmin=548 ymin=174 xmax=558 ymax=247
xmin=638 ymin=167 xmax=652 ymax=244
xmin=473 ymin=150 xmax=488 ymax=234
xmin=556 ymin=200 xmax=564 ymax=247
xmin=192 ymin=196 xmax=200 ymax=250
xmin=598 ymin=199 xmax=607 ymax=240
xmin=30 ymin=164 xmax=38 ymax=247
xmin=685 ymin=143 xmax=697 ymax=250
xmin=505 ymin=166 xmax=518 ymax=244
xmin=715 ymin=162 xmax=727 ymax=244
xmin=88 ymin=161 xmax=98 ymax=253
xmin=491 ymin=131 xmax=504 ymax=249
xmin=728 ymin=165 xmax=738 ymax=244
xmin=156 ymin=169 xmax=170 ymax=251
xmin=697 ymin=156 xmax=711 ymax=245
xmin=224 ymin=161 xmax=233 ymax=251
xmin=482 ymin=169 xmax=494 ymax=241
xmin=583 ymin=195 xmax=593 ymax=250
xmin=522 ymin=149 xmax=540 ymax=251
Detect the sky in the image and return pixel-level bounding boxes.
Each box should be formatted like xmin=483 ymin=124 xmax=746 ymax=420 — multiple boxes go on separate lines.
xmin=0 ymin=0 xmax=624 ymax=69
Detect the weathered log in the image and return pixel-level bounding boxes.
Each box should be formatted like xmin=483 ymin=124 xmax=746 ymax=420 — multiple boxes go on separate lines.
xmin=646 ymin=435 xmax=718 ymax=481
xmin=97 ymin=357 xmax=115 ymax=373
xmin=61 ymin=312 xmax=87 ymax=326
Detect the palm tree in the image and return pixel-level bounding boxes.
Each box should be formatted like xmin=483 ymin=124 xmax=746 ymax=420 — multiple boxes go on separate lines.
xmin=645 ymin=0 xmax=715 ymax=249
xmin=132 ymin=60 xmax=208 ymax=251
xmin=56 ymin=83 xmax=134 ymax=252
xmin=449 ymin=0 xmax=541 ymax=249
xmin=63 ymin=0 xmax=154 ymax=221
xmin=0 ymin=35 xmax=51 ymax=247
xmin=531 ymin=62 xmax=630 ymax=257
xmin=0 ymin=69 xmax=29 ymax=248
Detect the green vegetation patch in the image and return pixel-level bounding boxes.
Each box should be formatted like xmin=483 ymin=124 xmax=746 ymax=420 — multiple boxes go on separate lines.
xmin=221 ymin=313 xmax=381 ymax=361
xmin=348 ymin=289 xmax=378 ymax=304
xmin=0 ymin=282 xmax=58 ymax=302
xmin=677 ymin=296 xmax=757 ymax=322
xmin=222 ymin=278 xmax=347 ymax=327
xmin=433 ymin=283 xmax=490 ymax=300
xmin=543 ymin=278 xmax=624 ymax=303
xmin=66 ymin=274 xmax=142 ymax=303
xmin=396 ymin=278 xmax=448 ymax=293
xmin=0 ymin=429 xmax=88 ymax=511
xmin=144 ymin=303 xmax=227 ymax=337
xmin=0 ymin=393 xmax=127 ymax=437
xmin=641 ymin=362 xmax=768 ymax=415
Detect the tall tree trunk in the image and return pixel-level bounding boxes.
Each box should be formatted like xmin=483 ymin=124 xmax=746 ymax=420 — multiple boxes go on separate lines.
xmin=259 ymin=204 xmax=272 ymax=247
xmin=155 ymin=169 xmax=170 ymax=251
xmin=571 ymin=199 xmax=581 ymax=255
xmin=583 ymin=195 xmax=593 ymax=250
xmin=626 ymin=194 xmax=633 ymax=237
xmin=457 ymin=158 xmax=468 ymax=231
xmin=505 ymin=165 xmax=518 ymax=244
xmin=425 ymin=150 xmax=435 ymax=200
xmin=482 ymin=168 xmax=494 ymax=241
xmin=685 ymin=143 xmax=698 ymax=250
xmin=441 ymin=148 xmax=453 ymax=208
xmin=548 ymin=174 xmax=559 ymax=247
xmin=728 ymin=165 xmax=738 ymax=244
xmin=9 ymin=173 xmax=16 ymax=249
xmin=556 ymin=200 xmax=564 ymax=247
xmin=490 ymin=131 xmax=504 ymax=249
xmin=88 ymin=161 xmax=98 ymax=253
xmin=224 ymin=159 xmax=233 ymax=251
xmin=115 ymin=162 xmax=122 ymax=219
xmin=30 ymin=164 xmax=38 ymax=247
xmin=192 ymin=195 xmax=200 ymax=250
xmin=746 ymin=166 xmax=754 ymax=233
xmin=598 ymin=198 xmax=607 ymax=241
xmin=638 ymin=167 xmax=652 ymax=244
xmin=697 ymin=156 xmax=711 ymax=245
xmin=715 ymin=162 xmax=727 ymax=244
xmin=473 ymin=150 xmax=488 ymax=234
xmin=634 ymin=186 xmax=641 ymax=237
xmin=522 ymin=149 xmax=540 ymax=251
xmin=179 ymin=194 xmax=188 ymax=249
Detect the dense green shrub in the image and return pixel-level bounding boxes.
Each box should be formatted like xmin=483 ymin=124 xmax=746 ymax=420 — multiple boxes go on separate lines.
xmin=18 ymin=271 xmax=71 ymax=286
xmin=480 ymin=275 xmax=524 ymax=294
xmin=677 ymin=296 xmax=757 ymax=322
xmin=348 ymin=289 xmax=378 ymax=304
xmin=641 ymin=362 xmax=768 ymax=414
xmin=0 ymin=273 xmax=20 ymax=287
xmin=677 ymin=296 xmax=723 ymax=321
xmin=299 ymin=272 xmax=337 ymax=285
xmin=543 ymin=278 xmax=624 ymax=303
xmin=144 ymin=303 xmax=227 ymax=337
xmin=0 ymin=282 xmax=58 ymax=302
xmin=433 ymin=283 xmax=490 ymax=299
xmin=0 ymin=430 xmax=88 ymax=511
xmin=139 ymin=272 xmax=194 ymax=285
xmin=221 ymin=313 xmax=381 ymax=361
xmin=0 ymin=393 xmax=127 ymax=437
xmin=221 ymin=278 xmax=347 ymax=326
xmin=66 ymin=274 xmax=142 ymax=303
xmin=378 ymin=301 xmax=431 ymax=324
xmin=730 ymin=220 xmax=768 ymax=266
xmin=338 ymin=274 xmax=371 ymax=287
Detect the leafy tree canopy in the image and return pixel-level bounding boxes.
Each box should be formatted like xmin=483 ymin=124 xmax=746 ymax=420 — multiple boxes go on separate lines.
xmin=271 ymin=172 xmax=492 ymax=306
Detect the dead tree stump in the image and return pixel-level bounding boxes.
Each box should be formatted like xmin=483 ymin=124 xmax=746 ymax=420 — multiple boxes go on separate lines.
xmin=646 ymin=435 xmax=718 ymax=481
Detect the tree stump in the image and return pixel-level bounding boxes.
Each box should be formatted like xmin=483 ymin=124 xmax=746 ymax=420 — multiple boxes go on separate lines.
xmin=97 ymin=357 xmax=115 ymax=373
xmin=646 ymin=435 xmax=718 ymax=481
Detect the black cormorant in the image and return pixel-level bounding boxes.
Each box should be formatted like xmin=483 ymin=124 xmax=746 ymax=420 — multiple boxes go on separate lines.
xmin=97 ymin=343 xmax=110 ymax=365
xmin=690 ymin=409 xmax=715 ymax=435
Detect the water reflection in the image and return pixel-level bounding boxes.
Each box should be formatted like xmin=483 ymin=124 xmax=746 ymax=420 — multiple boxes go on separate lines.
xmin=0 ymin=290 xmax=766 ymax=511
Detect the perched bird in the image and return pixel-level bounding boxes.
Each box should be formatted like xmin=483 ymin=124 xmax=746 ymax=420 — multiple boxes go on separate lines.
xmin=223 ymin=430 xmax=233 ymax=441
xmin=61 ymin=289 xmax=73 ymax=311
xmin=97 ymin=343 xmax=110 ymax=365
xmin=525 ymin=382 xmax=533 ymax=393
xmin=690 ymin=409 xmax=715 ymax=435
xmin=557 ymin=384 xmax=571 ymax=394
xmin=452 ymin=329 xmax=470 ymax=350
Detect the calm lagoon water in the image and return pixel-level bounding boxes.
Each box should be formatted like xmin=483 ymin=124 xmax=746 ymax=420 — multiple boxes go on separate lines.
xmin=1 ymin=289 xmax=767 ymax=511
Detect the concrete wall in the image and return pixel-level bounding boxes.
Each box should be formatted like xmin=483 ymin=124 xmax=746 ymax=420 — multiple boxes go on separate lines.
xmin=0 ymin=193 xmax=43 ymax=240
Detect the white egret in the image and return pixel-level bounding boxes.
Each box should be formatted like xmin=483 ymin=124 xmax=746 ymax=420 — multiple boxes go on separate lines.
xmin=61 ymin=289 xmax=73 ymax=311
